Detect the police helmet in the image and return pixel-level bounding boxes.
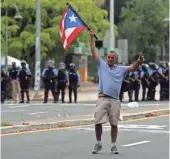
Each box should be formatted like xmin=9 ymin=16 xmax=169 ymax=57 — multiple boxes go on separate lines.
xmin=70 ymin=63 xmax=75 ymax=68
xmin=59 ymin=62 xmax=65 ymax=69
xmin=165 ymin=61 xmax=169 ymax=68
xmin=21 ymin=60 xmax=26 ymax=65
xmin=159 ymin=61 xmax=166 ymax=68
xmin=47 ymin=60 xmax=54 ymax=67
xmin=12 ymin=62 xmax=16 ymax=67
xmin=149 ymin=62 xmax=158 ymax=70
xmin=141 ymin=63 xmax=149 ymax=72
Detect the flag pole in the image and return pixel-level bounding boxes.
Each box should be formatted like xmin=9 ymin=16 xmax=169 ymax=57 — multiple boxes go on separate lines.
xmin=66 ymin=2 xmax=98 ymax=39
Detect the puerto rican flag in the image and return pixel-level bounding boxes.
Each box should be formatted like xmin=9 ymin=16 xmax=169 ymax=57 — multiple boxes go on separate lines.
xmin=59 ymin=8 xmax=86 ymax=51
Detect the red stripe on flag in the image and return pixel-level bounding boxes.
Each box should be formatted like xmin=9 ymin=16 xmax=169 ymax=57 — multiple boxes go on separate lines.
xmin=59 ymin=8 xmax=69 ymax=43
xmin=64 ymin=26 xmax=85 ymax=51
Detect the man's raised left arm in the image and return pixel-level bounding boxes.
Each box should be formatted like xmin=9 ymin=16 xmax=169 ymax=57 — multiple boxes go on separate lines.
xmin=128 ymin=55 xmax=144 ymax=72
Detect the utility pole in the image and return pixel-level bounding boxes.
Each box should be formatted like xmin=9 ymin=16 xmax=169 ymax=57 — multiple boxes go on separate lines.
xmin=5 ymin=8 xmax=8 ymax=69
xmin=34 ymin=0 xmax=41 ymax=97
xmin=110 ymin=0 xmax=115 ymax=50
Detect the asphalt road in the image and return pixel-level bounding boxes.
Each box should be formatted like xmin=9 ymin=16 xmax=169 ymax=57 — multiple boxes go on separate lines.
xmin=1 ymin=101 xmax=169 ymax=124
xmin=1 ymin=115 xmax=169 ymax=159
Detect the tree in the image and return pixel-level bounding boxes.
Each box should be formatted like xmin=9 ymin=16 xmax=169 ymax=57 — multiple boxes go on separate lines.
xmin=1 ymin=0 xmax=112 ymax=61
xmin=118 ymin=0 xmax=169 ymax=61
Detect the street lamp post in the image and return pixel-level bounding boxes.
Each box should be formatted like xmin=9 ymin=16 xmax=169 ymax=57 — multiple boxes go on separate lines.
xmin=5 ymin=5 xmax=22 ymax=69
xmin=34 ymin=0 xmax=41 ymax=97
xmin=110 ymin=0 xmax=115 ymax=50
xmin=5 ymin=8 xmax=8 ymax=69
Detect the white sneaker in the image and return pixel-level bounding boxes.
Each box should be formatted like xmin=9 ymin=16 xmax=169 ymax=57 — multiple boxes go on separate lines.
xmin=92 ymin=143 xmax=102 ymax=154
xmin=111 ymin=145 xmax=119 ymax=154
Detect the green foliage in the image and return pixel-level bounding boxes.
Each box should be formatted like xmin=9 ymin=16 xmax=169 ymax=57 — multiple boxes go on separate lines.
xmin=1 ymin=0 xmax=113 ymax=60
xmin=119 ymin=0 xmax=168 ymax=61
xmin=1 ymin=122 xmax=13 ymax=127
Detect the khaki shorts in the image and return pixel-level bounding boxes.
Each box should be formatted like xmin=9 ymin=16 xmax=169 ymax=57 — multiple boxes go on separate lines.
xmin=94 ymin=97 xmax=121 ymax=126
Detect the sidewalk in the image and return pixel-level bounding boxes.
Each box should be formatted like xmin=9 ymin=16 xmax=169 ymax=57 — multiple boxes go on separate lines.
xmin=30 ymin=82 xmax=161 ymax=103
xmin=30 ymin=82 xmax=98 ymax=102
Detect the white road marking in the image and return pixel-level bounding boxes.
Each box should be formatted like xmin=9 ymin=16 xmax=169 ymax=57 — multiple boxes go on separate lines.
xmin=28 ymin=111 xmax=48 ymax=115
xmin=4 ymin=102 xmax=168 ymax=109
xmin=120 ymin=129 xmax=170 ymax=134
xmin=118 ymin=124 xmax=167 ymax=129
xmin=121 ymin=141 xmax=151 ymax=147
xmin=72 ymin=124 xmax=169 ymax=134
xmin=2 ymin=109 xmax=25 ymax=113
xmin=9 ymin=105 xmax=30 ymax=109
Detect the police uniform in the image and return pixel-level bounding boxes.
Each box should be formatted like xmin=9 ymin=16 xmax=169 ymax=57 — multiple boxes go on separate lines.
xmin=42 ymin=61 xmax=57 ymax=103
xmin=68 ymin=63 xmax=80 ymax=103
xmin=141 ymin=64 xmax=150 ymax=101
xmin=1 ymin=68 xmax=8 ymax=103
xmin=147 ymin=63 xmax=159 ymax=101
xmin=56 ymin=62 xmax=68 ymax=103
xmin=158 ymin=63 xmax=167 ymax=100
xmin=17 ymin=60 xmax=32 ymax=103
xmin=9 ymin=62 xmax=21 ymax=102
xmin=119 ymin=73 xmax=130 ymax=102
xmin=163 ymin=68 xmax=169 ymax=100
xmin=128 ymin=71 xmax=135 ymax=102
xmin=133 ymin=69 xmax=141 ymax=101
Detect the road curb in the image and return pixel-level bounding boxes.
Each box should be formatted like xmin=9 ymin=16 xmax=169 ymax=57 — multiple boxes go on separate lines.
xmin=1 ymin=109 xmax=169 ymax=135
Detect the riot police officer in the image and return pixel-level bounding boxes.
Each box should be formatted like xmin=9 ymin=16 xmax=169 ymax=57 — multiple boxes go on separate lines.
xmin=17 ymin=60 xmax=32 ymax=103
xmin=141 ymin=64 xmax=150 ymax=101
xmin=133 ymin=67 xmax=141 ymax=101
xmin=42 ymin=60 xmax=57 ymax=103
xmin=119 ymin=73 xmax=130 ymax=102
xmin=158 ymin=61 xmax=167 ymax=100
xmin=1 ymin=67 xmax=8 ymax=103
xmin=56 ymin=62 xmax=68 ymax=103
xmin=128 ymin=71 xmax=135 ymax=102
xmin=9 ymin=62 xmax=21 ymax=102
xmin=68 ymin=63 xmax=80 ymax=103
xmin=147 ymin=62 xmax=159 ymax=101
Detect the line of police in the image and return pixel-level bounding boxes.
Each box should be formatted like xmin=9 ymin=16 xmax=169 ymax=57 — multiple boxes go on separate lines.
xmin=120 ymin=61 xmax=169 ymax=102
xmin=41 ymin=60 xmax=80 ymax=103
xmin=1 ymin=60 xmax=80 ymax=104
xmin=1 ymin=60 xmax=31 ymax=103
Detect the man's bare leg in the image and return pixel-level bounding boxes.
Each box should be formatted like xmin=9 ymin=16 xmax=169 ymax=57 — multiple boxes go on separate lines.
xmin=95 ymin=124 xmax=102 ymax=141
xmin=111 ymin=125 xmax=119 ymax=154
xmin=92 ymin=124 xmax=103 ymax=154
xmin=111 ymin=125 xmax=118 ymax=143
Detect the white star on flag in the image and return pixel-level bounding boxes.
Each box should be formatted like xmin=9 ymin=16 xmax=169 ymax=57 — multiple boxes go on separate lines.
xmin=69 ymin=14 xmax=77 ymax=22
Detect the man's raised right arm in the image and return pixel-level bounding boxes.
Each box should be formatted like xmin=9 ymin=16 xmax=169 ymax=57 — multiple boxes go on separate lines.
xmin=89 ymin=30 xmax=99 ymax=64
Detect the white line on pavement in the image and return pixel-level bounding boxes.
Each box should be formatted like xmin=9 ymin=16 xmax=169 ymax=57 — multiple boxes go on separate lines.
xmin=121 ymin=141 xmax=151 ymax=147
xmin=28 ymin=111 xmax=48 ymax=115
xmin=4 ymin=102 xmax=168 ymax=109
xmin=9 ymin=105 xmax=30 ymax=109
xmin=2 ymin=109 xmax=25 ymax=113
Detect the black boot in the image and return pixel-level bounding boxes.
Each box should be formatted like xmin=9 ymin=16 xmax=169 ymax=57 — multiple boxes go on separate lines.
xmin=119 ymin=92 xmax=124 ymax=102
xmin=74 ymin=89 xmax=77 ymax=103
xmin=56 ymin=91 xmax=59 ymax=103
xmin=43 ymin=91 xmax=48 ymax=103
xmin=151 ymin=90 xmax=157 ymax=101
xmin=1 ymin=93 xmax=5 ymax=103
xmin=19 ymin=91 xmax=24 ymax=103
xmin=52 ymin=91 xmax=57 ymax=103
xmin=128 ymin=90 xmax=133 ymax=102
xmin=69 ymin=87 xmax=72 ymax=103
xmin=26 ymin=92 xmax=30 ymax=104
xmin=62 ymin=93 xmax=65 ymax=103
xmin=135 ymin=90 xmax=139 ymax=101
